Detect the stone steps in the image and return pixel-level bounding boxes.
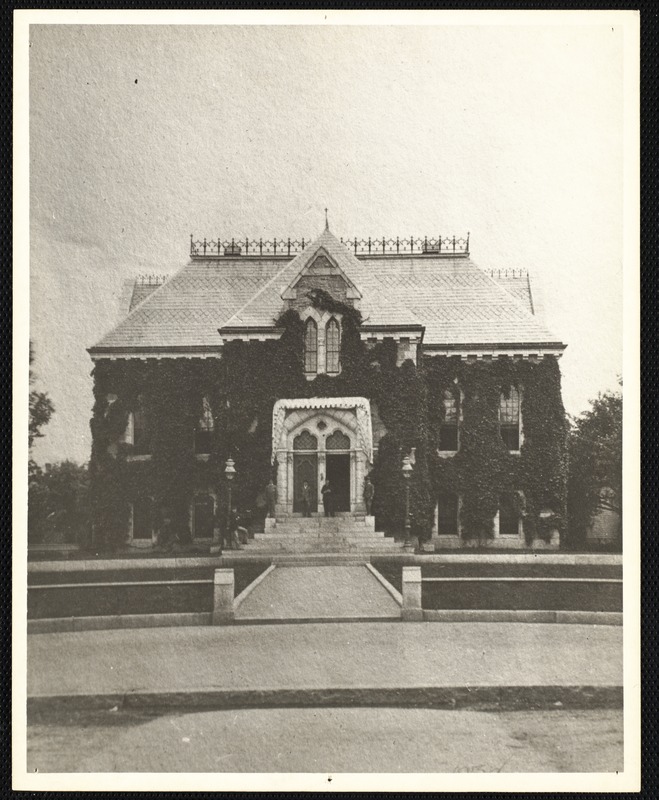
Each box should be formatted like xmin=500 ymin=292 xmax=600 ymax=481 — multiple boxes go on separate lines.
xmin=268 ymin=521 xmax=375 ymax=531
xmin=246 ymin=515 xmax=403 ymax=554
xmin=244 ymin=540 xmax=401 ymax=553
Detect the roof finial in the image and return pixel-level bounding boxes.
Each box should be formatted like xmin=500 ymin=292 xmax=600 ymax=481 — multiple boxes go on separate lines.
xmin=324 ymin=207 xmax=329 ymax=231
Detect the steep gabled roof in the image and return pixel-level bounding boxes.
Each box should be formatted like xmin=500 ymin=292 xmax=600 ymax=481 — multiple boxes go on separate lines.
xmin=90 ymin=227 xmax=564 ymax=354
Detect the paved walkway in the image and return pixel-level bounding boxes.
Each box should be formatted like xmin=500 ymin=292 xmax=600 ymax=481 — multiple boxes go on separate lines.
xmin=28 ymin=622 xmax=622 ymax=703
xmin=235 ymin=565 xmax=400 ymax=621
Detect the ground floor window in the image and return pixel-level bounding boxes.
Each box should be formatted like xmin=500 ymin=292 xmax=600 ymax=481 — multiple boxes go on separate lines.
xmin=193 ymin=494 xmax=215 ymax=539
xmin=498 ymin=493 xmax=521 ymax=536
xmin=132 ymin=497 xmax=154 ymax=540
xmin=437 ymin=492 xmax=459 ymax=536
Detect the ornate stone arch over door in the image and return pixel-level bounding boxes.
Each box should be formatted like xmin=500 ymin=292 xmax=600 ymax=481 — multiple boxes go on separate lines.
xmin=271 ymin=397 xmax=373 ymax=516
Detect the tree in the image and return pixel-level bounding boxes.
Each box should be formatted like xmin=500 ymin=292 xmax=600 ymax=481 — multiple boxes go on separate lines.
xmin=29 ymin=342 xmax=54 ymax=450
xmin=567 ymin=382 xmax=622 ymax=546
xmin=28 ymin=461 xmax=91 ymax=545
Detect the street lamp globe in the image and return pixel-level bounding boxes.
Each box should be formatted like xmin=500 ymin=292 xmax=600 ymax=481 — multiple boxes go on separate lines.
xmin=225 ymin=457 xmax=236 ymax=481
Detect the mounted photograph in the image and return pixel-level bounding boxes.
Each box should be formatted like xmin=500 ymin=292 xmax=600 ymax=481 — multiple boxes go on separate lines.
xmin=14 ymin=10 xmax=639 ymax=792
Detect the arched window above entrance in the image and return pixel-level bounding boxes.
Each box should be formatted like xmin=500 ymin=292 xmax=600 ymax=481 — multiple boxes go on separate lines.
xmin=304 ymin=318 xmax=318 ymax=374
xmin=326 ymin=317 xmax=341 ymax=374
xmin=326 ymin=430 xmax=351 ymax=450
xmin=293 ymin=430 xmax=318 ymax=451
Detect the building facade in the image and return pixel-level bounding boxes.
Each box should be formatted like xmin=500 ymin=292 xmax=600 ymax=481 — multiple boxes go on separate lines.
xmin=88 ymin=224 xmax=568 ymax=551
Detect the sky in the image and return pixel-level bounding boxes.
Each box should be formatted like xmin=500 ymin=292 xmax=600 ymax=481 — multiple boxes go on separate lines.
xmin=26 ymin=19 xmax=628 ymax=466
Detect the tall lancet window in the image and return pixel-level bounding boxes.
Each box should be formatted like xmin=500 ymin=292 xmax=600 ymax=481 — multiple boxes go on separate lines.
xmin=195 ymin=395 xmax=214 ymax=455
xmin=326 ymin=317 xmax=340 ymax=374
xmin=304 ymin=318 xmax=318 ymax=373
xmin=499 ymin=386 xmax=521 ymax=451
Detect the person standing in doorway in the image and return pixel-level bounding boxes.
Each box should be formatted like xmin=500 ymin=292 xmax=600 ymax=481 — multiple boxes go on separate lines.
xmin=265 ymin=479 xmax=277 ymax=518
xmin=301 ymin=480 xmax=312 ymax=517
xmin=363 ymin=476 xmax=375 ymax=516
xmin=321 ymin=478 xmax=333 ymax=518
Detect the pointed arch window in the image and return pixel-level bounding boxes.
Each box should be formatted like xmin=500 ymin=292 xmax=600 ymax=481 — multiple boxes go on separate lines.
xmin=122 ymin=395 xmax=150 ymax=455
xmin=439 ymin=389 xmax=459 ymax=452
xmin=304 ymin=318 xmax=318 ymax=373
xmin=134 ymin=407 xmax=151 ymax=455
xmin=326 ymin=317 xmax=340 ymax=374
xmin=499 ymin=386 xmax=521 ymax=451
xmin=195 ymin=396 xmax=214 ymax=455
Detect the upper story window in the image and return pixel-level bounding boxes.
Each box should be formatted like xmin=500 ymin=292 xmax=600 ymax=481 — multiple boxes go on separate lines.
xmin=304 ymin=318 xmax=318 ymax=373
xmin=499 ymin=386 xmax=521 ymax=451
xmin=133 ymin=407 xmax=151 ymax=455
xmin=123 ymin=396 xmax=151 ymax=455
xmin=195 ymin=395 xmax=214 ymax=455
xmin=326 ymin=317 xmax=340 ymax=374
xmin=439 ymin=389 xmax=459 ymax=452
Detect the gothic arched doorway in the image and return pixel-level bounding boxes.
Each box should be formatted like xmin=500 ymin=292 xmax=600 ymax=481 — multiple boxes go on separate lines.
xmin=293 ymin=430 xmax=318 ymax=513
xmin=271 ymin=397 xmax=373 ymax=517
xmin=326 ymin=430 xmax=351 ymax=512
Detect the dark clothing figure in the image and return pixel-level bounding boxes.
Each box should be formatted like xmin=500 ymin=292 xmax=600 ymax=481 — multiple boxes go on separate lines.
xmin=265 ymin=480 xmax=277 ymax=518
xmin=363 ymin=478 xmax=375 ymax=516
xmin=301 ymin=481 xmax=312 ymax=517
xmin=321 ymin=480 xmax=334 ymax=517
xmin=227 ymin=508 xmax=247 ymax=549
xmin=158 ymin=512 xmax=175 ymax=552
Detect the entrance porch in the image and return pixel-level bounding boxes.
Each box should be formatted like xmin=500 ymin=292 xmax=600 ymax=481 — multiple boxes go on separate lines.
xmin=272 ymin=397 xmax=373 ymax=518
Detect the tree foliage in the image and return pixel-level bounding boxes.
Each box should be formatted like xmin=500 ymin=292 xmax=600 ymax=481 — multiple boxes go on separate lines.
xmin=567 ymin=383 xmax=622 ymax=546
xmin=29 ymin=342 xmax=54 ymax=451
xmin=28 ymin=460 xmax=90 ymax=545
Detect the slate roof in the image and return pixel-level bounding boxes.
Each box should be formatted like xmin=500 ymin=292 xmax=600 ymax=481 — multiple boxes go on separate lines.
xmin=90 ymin=228 xmax=563 ymax=353
xmin=488 ymin=272 xmax=534 ymax=315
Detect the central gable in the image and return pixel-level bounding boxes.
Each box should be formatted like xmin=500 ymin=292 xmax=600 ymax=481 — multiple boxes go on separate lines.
xmin=282 ymin=246 xmax=361 ymax=312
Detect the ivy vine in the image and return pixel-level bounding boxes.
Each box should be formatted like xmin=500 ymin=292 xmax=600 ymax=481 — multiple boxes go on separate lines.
xmin=90 ymin=293 xmax=567 ymax=549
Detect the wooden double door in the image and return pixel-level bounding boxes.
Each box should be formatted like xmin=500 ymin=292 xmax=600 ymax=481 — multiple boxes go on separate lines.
xmin=292 ymin=452 xmax=351 ymax=513
xmin=293 ymin=454 xmax=318 ymax=513
xmin=292 ymin=428 xmax=352 ymax=514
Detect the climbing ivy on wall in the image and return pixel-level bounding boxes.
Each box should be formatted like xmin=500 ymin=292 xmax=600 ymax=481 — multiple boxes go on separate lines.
xmin=424 ymin=354 xmax=568 ymax=542
xmin=89 ymin=289 xmax=567 ymax=549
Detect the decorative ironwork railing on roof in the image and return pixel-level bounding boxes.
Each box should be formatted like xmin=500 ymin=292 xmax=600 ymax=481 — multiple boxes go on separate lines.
xmin=136 ymin=274 xmax=169 ymax=286
xmin=190 ymin=233 xmax=470 ymax=258
xmin=488 ymin=268 xmax=527 ymax=278
xmin=190 ymin=236 xmax=309 ymax=258
xmin=340 ymin=235 xmax=469 ymax=256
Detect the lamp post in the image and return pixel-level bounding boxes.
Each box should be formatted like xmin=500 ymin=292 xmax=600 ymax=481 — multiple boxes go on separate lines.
xmin=225 ymin=457 xmax=236 ymax=549
xmin=402 ymin=455 xmax=414 ymax=551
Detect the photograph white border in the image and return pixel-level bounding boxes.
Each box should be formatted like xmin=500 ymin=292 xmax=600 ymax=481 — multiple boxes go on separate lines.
xmin=13 ymin=8 xmax=640 ymax=792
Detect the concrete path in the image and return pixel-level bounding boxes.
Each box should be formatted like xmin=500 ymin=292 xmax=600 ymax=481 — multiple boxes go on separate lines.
xmin=235 ymin=565 xmax=400 ymax=621
xmin=27 ymin=622 xmax=622 ymax=704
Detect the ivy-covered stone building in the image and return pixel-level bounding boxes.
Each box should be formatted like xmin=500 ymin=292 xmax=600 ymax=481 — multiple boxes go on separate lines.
xmin=88 ymin=223 xmax=568 ymax=551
